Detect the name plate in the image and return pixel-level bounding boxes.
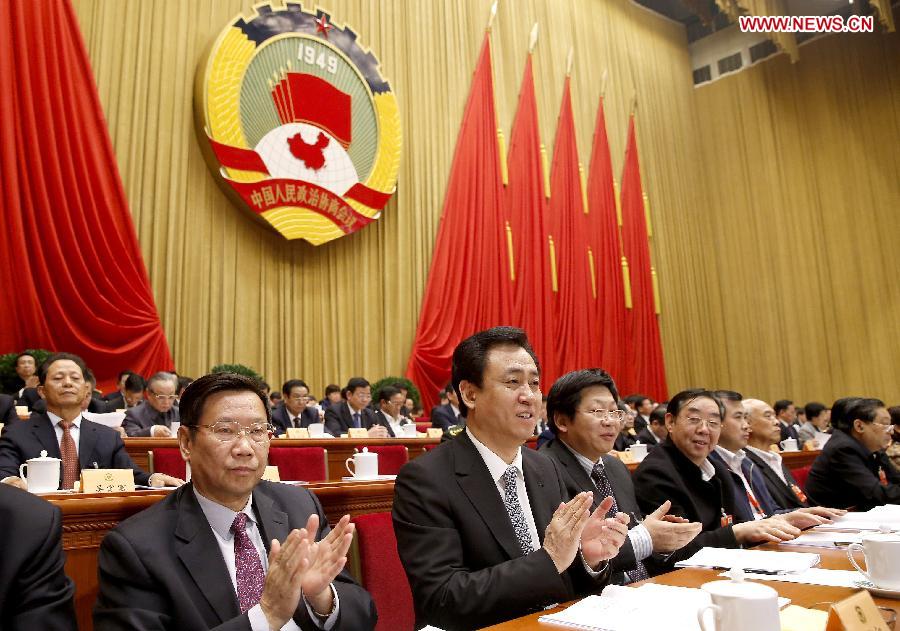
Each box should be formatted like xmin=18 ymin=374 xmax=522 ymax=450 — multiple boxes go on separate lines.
xmin=347 ymin=428 xmax=369 ymax=438
xmin=826 ymin=590 xmax=889 ymax=631
xmin=262 ymin=466 xmax=280 ymax=482
xmin=82 ymin=469 xmax=135 ymax=493
xmin=286 ymin=428 xmax=309 ymax=438
xmin=426 ymin=428 xmax=444 ymax=438
xmin=617 ymin=450 xmax=636 ymax=464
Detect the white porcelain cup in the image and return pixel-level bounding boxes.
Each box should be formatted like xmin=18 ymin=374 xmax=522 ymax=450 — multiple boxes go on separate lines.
xmin=626 ymin=443 xmax=648 ymax=461
xmin=18 ymin=450 xmax=61 ymax=493
xmin=345 ymin=449 xmax=379 ymax=478
xmin=308 ymin=423 xmax=325 ymax=438
xmin=403 ymin=424 xmax=418 ymax=438
xmin=697 ymin=579 xmax=780 ymax=631
xmin=848 ymin=534 xmax=900 ymax=590
xmin=170 ymin=421 xmax=180 ymax=433
xmin=780 ymin=438 xmax=798 ymax=452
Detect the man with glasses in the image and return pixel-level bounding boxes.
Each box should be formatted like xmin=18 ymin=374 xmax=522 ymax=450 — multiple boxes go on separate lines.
xmin=632 ymin=389 xmax=802 ymax=551
xmin=95 ymin=372 xmax=377 ymax=630
xmin=540 ymin=369 xmax=701 ymax=583
xmin=271 ymin=380 xmax=320 ymax=436
xmin=122 ymin=372 xmax=180 ymax=437
xmin=806 ymin=397 xmax=900 ymax=510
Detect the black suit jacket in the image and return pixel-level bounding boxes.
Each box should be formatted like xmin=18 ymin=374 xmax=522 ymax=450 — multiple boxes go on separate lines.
xmin=0 ymin=412 xmax=151 ymax=486
xmin=779 ymin=421 xmax=800 ymax=442
xmin=323 ymin=403 xmax=387 ymax=437
xmin=270 ymin=405 xmax=320 ymax=436
xmin=634 ymin=428 xmax=662 ymax=451
xmin=94 ymin=481 xmax=377 ymax=630
xmin=0 ymin=394 xmax=17 ymax=425
xmin=392 ymin=431 xmax=609 ymax=630
xmin=0 ymin=485 xmax=77 ymax=629
xmin=123 ymin=402 xmax=180 ymax=437
xmin=742 ymin=448 xmax=807 ymax=509
xmin=104 ymin=390 xmax=125 ymax=410
xmin=632 ymin=440 xmax=739 ymax=551
xmin=805 ymin=429 xmax=900 ymax=510
xmin=429 ymin=404 xmax=459 ymax=431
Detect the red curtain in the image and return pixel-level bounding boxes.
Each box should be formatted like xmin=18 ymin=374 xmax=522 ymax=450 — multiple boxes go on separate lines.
xmin=619 ymin=115 xmax=668 ymax=401
xmin=586 ymin=96 xmax=628 ymax=384
xmin=547 ymin=78 xmax=594 ymax=382
xmin=405 ymin=33 xmax=510 ymax=411
xmin=0 ymin=0 xmax=173 ymax=390
xmin=503 ymin=55 xmax=556 ymax=387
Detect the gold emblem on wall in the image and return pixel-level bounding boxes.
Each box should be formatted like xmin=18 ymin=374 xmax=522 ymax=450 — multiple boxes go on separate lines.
xmin=195 ymin=4 xmax=401 ymax=244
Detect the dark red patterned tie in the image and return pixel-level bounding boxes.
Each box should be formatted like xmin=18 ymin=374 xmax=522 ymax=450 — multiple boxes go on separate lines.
xmin=232 ymin=513 xmax=265 ymax=613
xmin=59 ymin=419 xmax=79 ymax=490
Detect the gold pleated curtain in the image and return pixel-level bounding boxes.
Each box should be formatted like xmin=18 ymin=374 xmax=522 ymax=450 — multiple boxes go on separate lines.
xmin=70 ymin=0 xmax=900 ymax=405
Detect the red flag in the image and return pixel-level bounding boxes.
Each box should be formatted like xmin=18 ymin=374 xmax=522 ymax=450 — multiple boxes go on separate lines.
xmin=503 ymin=55 xmax=556 ymax=386
xmin=548 ymin=78 xmax=594 ymax=381
xmin=406 ymin=33 xmax=510 ymax=411
xmin=586 ymin=96 xmax=628 ymax=383
xmin=620 ymin=115 xmax=668 ymax=400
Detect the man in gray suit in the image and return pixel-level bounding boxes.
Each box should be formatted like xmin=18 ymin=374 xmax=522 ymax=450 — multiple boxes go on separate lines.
xmin=122 ymin=372 xmax=180 ymax=437
xmin=540 ymin=369 xmax=701 ymax=582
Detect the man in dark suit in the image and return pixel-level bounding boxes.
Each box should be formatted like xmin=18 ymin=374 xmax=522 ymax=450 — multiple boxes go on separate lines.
xmin=429 ymin=383 xmax=461 ymax=431
xmin=0 ymin=393 xmax=17 ymax=425
xmin=271 ymin=380 xmax=321 ymax=436
xmin=122 ymin=372 xmax=180 ymax=437
xmin=634 ymin=405 xmax=667 ymax=450
xmin=376 ymin=385 xmax=413 ymax=438
xmin=104 ymin=372 xmax=145 ymax=411
xmin=540 ymin=369 xmax=701 ymax=583
xmin=7 ymin=352 xmax=39 ymax=405
xmin=806 ymin=397 xmax=900 ymax=510
xmin=632 ymin=389 xmax=801 ymax=552
xmin=393 ymin=327 xmax=629 ymax=630
xmin=323 ymin=378 xmax=389 ymax=438
xmin=0 ymin=353 xmax=181 ymax=490
xmin=94 ymin=373 xmax=377 ymax=630
xmin=0 ymin=484 xmax=77 ymax=629
xmin=774 ymin=399 xmax=800 ymax=442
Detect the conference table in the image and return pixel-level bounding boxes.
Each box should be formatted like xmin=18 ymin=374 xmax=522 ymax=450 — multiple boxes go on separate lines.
xmin=483 ymin=543 xmax=899 ymax=629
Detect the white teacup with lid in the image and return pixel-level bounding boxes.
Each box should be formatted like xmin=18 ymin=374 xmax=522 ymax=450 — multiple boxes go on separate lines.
xmin=345 ymin=447 xmax=379 ymax=478
xmin=697 ymin=568 xmax=780 ymax=631
xmin=19 ymin=450 xmax=62 ymax=493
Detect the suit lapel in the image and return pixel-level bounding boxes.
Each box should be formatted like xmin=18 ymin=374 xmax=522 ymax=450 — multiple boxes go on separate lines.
xmin=549 ymin=440 xmax=599 ymax=510
xmin=30 ymin=414 xmax=62 ymax=459
xmin=523 ymin=450 xmax=553 ymax=542
xmin=253 ymin=484 xmax=290 ymax=552
xmin=78 ymin=420 xmax=98 ymax=470
xmin=174 ymin=486 xmax=240 ymax=623
xmin=453 ymin=433 xmax=524 ymax=560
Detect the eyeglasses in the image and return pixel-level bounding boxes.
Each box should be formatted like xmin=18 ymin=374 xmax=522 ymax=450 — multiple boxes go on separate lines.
xmin=579 ymin=409 xmax=626 ymax=423
xmin=871 ymin=422 xmax=893 ymax=433
xmin=150 ymin=391 xmax=178 ymax=401
xmin=684 ymin=416 xmax=722 ymax=430
xmin=197 ymin=421 xmax=275 ymax=443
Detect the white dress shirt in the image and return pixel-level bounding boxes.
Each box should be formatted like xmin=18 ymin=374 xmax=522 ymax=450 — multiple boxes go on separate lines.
xmin=48 ymin=411 xmax=82 ymax=456
xmin=745 ymin=446 xmax=788 ymax=484
xmin=714 ymin=446 xmax=765 ymax=520
xmin=193 ymin=489 xmax=338 ymax=630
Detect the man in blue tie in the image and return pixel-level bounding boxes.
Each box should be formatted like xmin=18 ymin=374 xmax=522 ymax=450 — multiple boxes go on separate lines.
xmin=323 ymin=378 xmax=389 ymax=437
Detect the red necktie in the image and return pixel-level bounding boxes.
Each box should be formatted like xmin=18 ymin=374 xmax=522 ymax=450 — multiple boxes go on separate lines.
xmin=232 ymin=513 xmax=265 ymax=612
xmin=59 ymin=420 xmax=80 ymax=490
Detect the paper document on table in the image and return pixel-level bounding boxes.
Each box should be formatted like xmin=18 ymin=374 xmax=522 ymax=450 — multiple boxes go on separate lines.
xmin=723 ymin=567 xmax=863 ymax=588
xmin=538 ymin=584 xmax=714 ymax=630
xmin=675 ymin=547 xmax=820 ymax=573
xmin=813 ymin=431 xmax=831 ymax=448
xmin=815 ymin=511 xmax=900 ymax=532
xmin=82 ymin=411 xmax=126 ymax=429
xmin=778 ymin=531 xmax=864 ymax=548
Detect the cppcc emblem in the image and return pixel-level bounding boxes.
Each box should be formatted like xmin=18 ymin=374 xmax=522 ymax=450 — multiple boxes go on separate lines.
xmin=195 ymin=4 xmax=401 ymax=245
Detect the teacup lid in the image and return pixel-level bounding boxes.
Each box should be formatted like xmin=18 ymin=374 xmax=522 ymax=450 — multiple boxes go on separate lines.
xmin=29 ymin=449 xmax=61 ymax=462
xmin=702 ymin=573 xmax=778 ymax=599
xmin=862 ymin=532 xmax=900 ymax=542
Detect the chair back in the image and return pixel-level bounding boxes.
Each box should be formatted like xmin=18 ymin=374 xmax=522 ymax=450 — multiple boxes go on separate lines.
xmin=267 ymin=447 xmax=328 ymax=482
xmin=351 ymin=512 xmax=414 ymax=631
xmin=791 ymin=465 xmax=811 ymax=491
xmin=354 ymin=445 xmax=409 ymax=475
xmin=149 ymin=448 xmax=186 ymax=479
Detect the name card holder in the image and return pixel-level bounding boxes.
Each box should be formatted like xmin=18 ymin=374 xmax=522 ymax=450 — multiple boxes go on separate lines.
xmin=348 ymin=428 xmax=369 ymax=439
xmin=826 ymin=590 xmax=890 ymax=631
xmin=426 ymin=428 xmax=443 ymax=438
xmin=82 ymin=469 xmax=135 ymax=493
xmin=617 ymin=450 xmax=636 ymax=464
xmin=262 ymin=466 xmax=280 ymax=482
xmin=286 ymin=428 xmax=309 ymax=438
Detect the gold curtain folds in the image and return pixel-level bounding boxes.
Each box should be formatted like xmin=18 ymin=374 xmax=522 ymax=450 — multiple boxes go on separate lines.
xmin=70 ymin=0 xmax=899 ymax=404
xmin=715 ymin=0 xmax=800 ymax=62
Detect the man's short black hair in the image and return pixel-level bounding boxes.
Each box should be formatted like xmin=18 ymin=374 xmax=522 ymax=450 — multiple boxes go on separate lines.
xmin=451 ymin=327 xmax=539 ymax=419
xmin=804 ymin=402 xmax=827 ymax=421
xmin=281 ymin=379 xmax=309 ymax=396
xmin=37 ymin=353 xmax=88 ymax=385
xmin=344 ymin=377 xmax=370 ymax=396
xmin=378 ymin=385 xmax=402 ymax=403
xmin=124 ymin=373 xmax=146 ymax=393
xmin=712 ymin=390 xmax=743 ymax=403
xmin=83 ymin=367 xmax=97 ymax=388
xmin=546 ymin=369 xmax=619 ymax=433
xmin=441 ymin=383 xmax=455 ymax=396
xmin=649 ymin=405 xmax=667 ymax=426
xmin=324 ymin=384 xmax=341 ymax=396
xmin=180 ymin=373 xmax=271 ymax=428
xmin=15 ymin=352 xmax=36 ymax=367
xmin=117 ymin=369 xmax=134 ymax=382
xmin=840 ymin=398 xmax=886 ymax=432
xmin=773 ymin=399 xmax=793 ymax=416
xmin=889 ymin=406 xmax=900 ymax=426
xmin=829 ymin=397 xmax=862 ymax=432
xmin=667 ymin=389 xmax=724 ymax=420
